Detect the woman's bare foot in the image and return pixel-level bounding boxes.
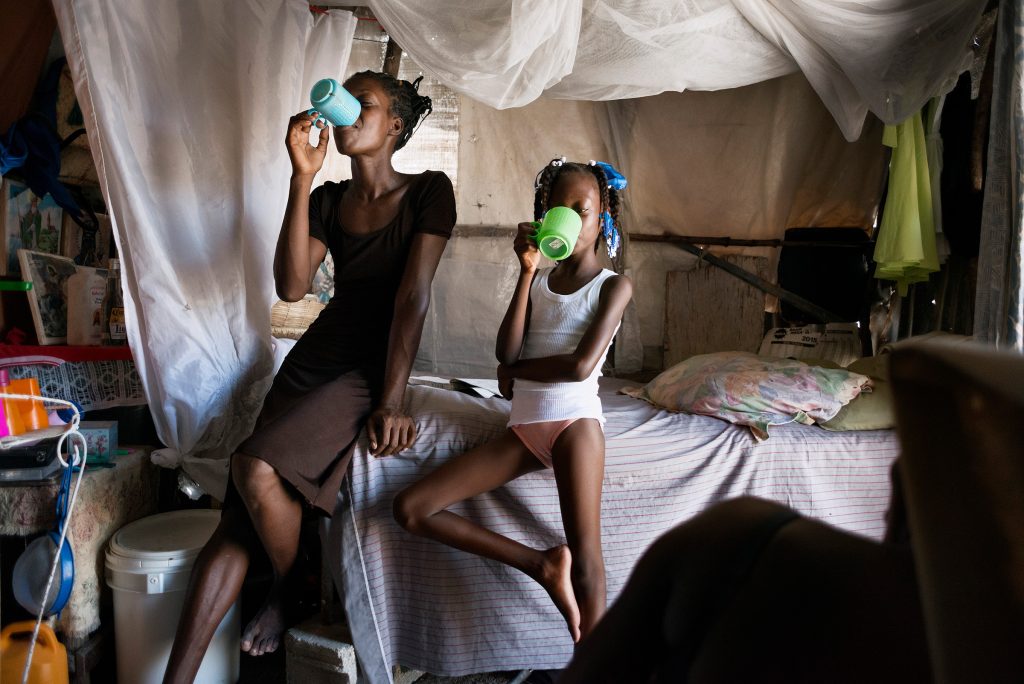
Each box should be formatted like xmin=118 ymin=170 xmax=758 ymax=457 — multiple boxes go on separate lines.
xmin=241 ymin=590 xmax=285 ymax=656
xmin=538 ymin=545 xmax=581 ymax=642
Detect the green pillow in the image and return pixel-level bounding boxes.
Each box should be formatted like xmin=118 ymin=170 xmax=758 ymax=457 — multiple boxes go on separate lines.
xmin=820 ymin=356 xmax=894 ymax=431
xmin=847 ymin=354 xmax=890 ymax=382
xmin=798 ymin=357 xmax=845 ymax=370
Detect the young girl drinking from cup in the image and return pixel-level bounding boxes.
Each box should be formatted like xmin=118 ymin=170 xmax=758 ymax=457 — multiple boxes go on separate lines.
xmin=394 ymin=158 xmax=632 ymax=643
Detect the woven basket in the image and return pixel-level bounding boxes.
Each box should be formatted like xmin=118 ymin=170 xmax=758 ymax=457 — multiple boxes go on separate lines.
xmin=271 ymin=295 xmax=325 ymax=339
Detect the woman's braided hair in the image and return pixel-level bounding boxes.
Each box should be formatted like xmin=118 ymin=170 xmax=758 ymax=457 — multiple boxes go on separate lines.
xmin=533 ymin=158 xmax=624 ymax=267
xmin=347 ymin=71 xmax=433 ymax=150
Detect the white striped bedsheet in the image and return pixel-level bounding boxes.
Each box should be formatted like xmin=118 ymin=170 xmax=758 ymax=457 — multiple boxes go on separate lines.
xmin=322 ymin=378 xmax=898 ymax=682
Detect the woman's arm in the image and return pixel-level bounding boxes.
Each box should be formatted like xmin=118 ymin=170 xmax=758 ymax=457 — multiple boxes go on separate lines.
xmin=501 ymin=275 xmax=633 ymax=383
xmin=366 ymin=232 xmax=449 ymax=456
xmin=274 ymin=113 xmax=330 ymax=301
xmin=495 ymin=222 xmax=542 ymax=365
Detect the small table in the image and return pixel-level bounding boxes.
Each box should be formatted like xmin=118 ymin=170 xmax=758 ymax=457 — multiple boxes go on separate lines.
xmin=0 ymin=446 xmax=159 ymax=647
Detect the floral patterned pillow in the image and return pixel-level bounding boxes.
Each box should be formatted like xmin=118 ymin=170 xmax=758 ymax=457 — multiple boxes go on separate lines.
xmin=621 ymin=352 xmax=872 ymax=440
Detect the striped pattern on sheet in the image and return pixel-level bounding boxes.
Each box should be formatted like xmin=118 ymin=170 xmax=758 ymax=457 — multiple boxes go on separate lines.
xmin=323 ymin=379 xmax=898 ymax=682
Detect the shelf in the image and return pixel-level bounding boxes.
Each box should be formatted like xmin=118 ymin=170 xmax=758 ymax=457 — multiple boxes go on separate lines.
xmin=0 ymin=425 xmax=71 ymax=450
xmin=0 ymin=344 xmax=133 ymax=363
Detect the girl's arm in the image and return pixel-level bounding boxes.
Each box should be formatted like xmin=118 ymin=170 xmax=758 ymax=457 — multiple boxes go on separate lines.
xmin=501 ymin=275 xmax=633 ymax=383
xmin=274 ymin=113 xmax=330 ymax=301
xmin=367 ymin=232 xmax=449 ymax=456
xmin=495 ymin=222 xmax=541 ymax=365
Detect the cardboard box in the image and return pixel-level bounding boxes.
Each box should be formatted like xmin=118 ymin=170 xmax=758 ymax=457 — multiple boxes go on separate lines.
xmin=79 ymin=420 xmax=118 ymax=462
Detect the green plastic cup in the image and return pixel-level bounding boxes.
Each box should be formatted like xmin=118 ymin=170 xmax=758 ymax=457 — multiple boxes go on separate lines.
xmin=531 ymin=207 xmax=582 ymax=261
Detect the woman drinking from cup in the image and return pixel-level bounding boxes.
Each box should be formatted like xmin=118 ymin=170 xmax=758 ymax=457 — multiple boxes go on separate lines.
xmin=164 ymin=71 xmax=455 ymax=682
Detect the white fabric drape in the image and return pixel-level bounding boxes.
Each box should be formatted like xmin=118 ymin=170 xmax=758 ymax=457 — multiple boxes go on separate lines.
xmin=370 ymin=0 xmax=986 ymax=141
xmin=53 ymin=1 xmax=357 ymax=498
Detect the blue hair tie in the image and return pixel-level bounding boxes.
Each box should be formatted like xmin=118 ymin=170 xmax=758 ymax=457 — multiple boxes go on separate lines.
xmin=590 ymin=160 xmax=628 ymax=191
xmin=601 ymin=210 xmax=620 ymax=259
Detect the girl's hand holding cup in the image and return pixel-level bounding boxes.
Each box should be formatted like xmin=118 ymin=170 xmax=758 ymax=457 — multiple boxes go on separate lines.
xmin=286 ymin=111 xmax=330 ymax=178
xmin=514 ymin=222 xmax=541 ymax=273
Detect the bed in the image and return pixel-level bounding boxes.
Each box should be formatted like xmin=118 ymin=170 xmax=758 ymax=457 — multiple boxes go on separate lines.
xmin=322 ymin=376 xmax=899 ymax=683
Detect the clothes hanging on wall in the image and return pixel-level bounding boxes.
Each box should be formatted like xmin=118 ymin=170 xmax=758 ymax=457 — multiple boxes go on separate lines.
xmin=874 ymin=110 xmax=940 ymax=296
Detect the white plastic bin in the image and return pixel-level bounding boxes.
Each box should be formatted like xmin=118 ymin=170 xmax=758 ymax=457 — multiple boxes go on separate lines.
xmin=106 ymin=510 xmax=240 ymax=684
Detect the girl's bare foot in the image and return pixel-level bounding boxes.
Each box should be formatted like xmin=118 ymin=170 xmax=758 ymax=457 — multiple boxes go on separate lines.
xmin=241 ymin=590 xmax=285 ymax=656
xmin=538 ymin=545 xmax=581 ymax=642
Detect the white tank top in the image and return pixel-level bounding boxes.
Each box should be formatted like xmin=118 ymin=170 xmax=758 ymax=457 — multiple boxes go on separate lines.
xmin=508 ymin=267 xmax=619 ymax=426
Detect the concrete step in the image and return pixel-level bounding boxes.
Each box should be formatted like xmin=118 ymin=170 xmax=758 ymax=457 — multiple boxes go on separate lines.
xmin=285 ymin=617 xmax=534 ymax=684
xmin=285 ymin=618 xmax=358 ymax=683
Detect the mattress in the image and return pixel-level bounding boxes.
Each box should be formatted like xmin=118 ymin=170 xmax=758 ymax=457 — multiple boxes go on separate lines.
xmin=323 ymin=378 xmax=898 ymax=682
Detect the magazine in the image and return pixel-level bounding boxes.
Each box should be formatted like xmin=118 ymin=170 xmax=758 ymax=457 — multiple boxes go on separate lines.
xmin=17 ymin=249 xmax=79 ymax=344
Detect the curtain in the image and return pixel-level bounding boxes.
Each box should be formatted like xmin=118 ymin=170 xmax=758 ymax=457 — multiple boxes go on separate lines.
xmin=53 ymin=0 xmax=358 ymax=498
xmin=975 ymin=0 xmax=1024 ymax=351
xmin=369 ymin=0 xmax=986 ymax=142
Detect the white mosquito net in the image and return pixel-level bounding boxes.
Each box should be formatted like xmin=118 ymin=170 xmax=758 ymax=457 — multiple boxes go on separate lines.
xmin=369 ymin=0 xmax=987 ymax=141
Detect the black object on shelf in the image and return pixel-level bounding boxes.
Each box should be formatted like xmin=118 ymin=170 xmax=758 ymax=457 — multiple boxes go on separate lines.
xmin=0 ymin=437 xmax=63 ymax=484
xmin=82 ymin=404 xmax=162 ymax=448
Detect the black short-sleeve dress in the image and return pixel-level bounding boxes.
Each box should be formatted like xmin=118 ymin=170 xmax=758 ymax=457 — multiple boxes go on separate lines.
xmin=232 ymin=170 xmax=456 ymax=515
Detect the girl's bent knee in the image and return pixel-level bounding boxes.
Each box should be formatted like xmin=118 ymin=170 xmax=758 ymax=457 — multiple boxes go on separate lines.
xmin=392 ymin=488 xmax=428 ymax=534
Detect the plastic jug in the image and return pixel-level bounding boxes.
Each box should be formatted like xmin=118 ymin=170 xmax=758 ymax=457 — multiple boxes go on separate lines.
xmin=308 ymin=78 xmax=360 ymax=128
xmin=531 ymin=206 xmax=583 ymax=261
xmin=0 ymin=621 xmax=70 ymax=684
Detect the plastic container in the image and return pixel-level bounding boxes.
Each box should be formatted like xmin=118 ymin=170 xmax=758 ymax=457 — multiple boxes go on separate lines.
xmin=10 ymin=378 xmax=49 ymax=431
xmin=106 ymin=510 xmax=239 ymax=684
xmin=1 ymin=621 xmax=69 ymax=684
xmin=1 ymin=368 xmax=26 ymax=436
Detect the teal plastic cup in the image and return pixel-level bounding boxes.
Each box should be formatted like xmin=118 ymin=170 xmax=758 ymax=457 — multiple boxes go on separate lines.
xmin=308 ymin=78 xmax=360 ymax=127
xmin=531 ymin=206 xmax=583 ymax=261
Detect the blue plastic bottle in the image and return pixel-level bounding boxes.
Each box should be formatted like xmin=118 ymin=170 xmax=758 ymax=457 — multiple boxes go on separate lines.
xmin=308 ymin=78 xmax=360 ymax=128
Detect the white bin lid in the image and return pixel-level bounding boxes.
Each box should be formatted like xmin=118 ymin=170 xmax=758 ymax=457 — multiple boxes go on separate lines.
xmin=107 ymin=509 xmax=221 ymax=573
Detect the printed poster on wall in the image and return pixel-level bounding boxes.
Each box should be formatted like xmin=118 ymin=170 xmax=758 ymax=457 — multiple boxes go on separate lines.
xmin=1 ymin=179 xmax=63 ymax=276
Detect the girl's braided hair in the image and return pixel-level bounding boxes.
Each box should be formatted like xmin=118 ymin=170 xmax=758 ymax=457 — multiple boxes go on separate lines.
xmin=533 ymin=158 xmax=624 ymax=267
xmin=347 ymin=71 xmax=433 ymax=150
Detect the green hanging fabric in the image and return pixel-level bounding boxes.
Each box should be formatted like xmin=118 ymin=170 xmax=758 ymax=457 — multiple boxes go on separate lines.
xmin=873 ymin=109 xmax=940 ymax=296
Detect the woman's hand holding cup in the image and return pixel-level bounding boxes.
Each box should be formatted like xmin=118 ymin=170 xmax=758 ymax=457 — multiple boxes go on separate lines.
xmin=286 ymin=111 xmax=329 ymax=178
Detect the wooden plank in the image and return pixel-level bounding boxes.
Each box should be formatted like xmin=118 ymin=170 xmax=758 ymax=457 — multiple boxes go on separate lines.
xmin=383 ymin=37 xmax=402 ymax=76
xmin=630 ymin=233 xmax=872 ymax=249
xmin=664 ymin=256 xmax=770 ymax=367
